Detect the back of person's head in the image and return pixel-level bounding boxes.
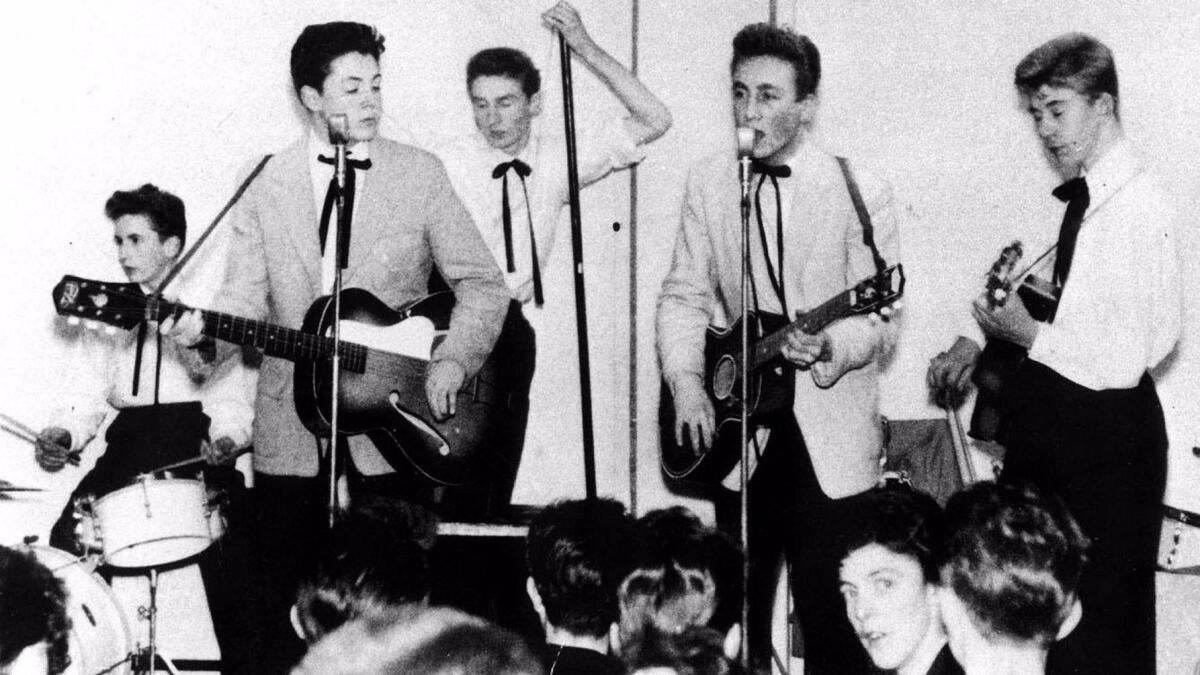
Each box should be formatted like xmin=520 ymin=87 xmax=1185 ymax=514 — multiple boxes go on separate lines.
xmin=293 ymin=504 xmax=433 ymax=644
xmin=730 ymin=23 xmax=821 ymax=100
xmin=938 ymin=481 xmax=1089 ymax=649
xmin=1014 ymin=33 xmax=1119 ymax=115
xmin=292 ymin=605 xmax=544 ymax=675
xmin=291 ymin=22 xmax=386 ymax=98
xmin=466 ymin=48 xmax=541 ymax=97
xmin=838 ymin=484 xmax=943 ymax=581
xmin=618 ymin=559 xmax=719 ymax=651
xmin=622 ymin=625 xmax=741 ymax=675
xmin=634 ymin=507 xmax=742 ymax=633
xmin=525 ymin=497 xmax=635 ymax=638
xmin=0 ymin=546 xmax=70 ymax=675
xmin=104 ymin=183 xmax=187 ymax=248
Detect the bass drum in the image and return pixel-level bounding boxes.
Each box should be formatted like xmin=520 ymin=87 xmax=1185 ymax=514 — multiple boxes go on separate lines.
xmin=28 ymin=545 xmax=133 ymax=675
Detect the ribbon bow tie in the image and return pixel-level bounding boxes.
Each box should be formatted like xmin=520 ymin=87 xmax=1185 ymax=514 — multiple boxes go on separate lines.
xmin=1052 ymin=175 xmax=1088 ymax=203
xmin=751 ymin=160 xmax=792 ymax=179
xmin=492 ymin=159 xmax=532 ymax=179
xmin=318 ymin=155 xmax=372 ymax=171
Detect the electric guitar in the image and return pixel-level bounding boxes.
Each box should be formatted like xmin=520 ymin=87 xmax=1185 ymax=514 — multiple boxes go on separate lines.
xmin=968 ymin=242 xmax=1059 ymax=442
xmin=659 ymin=265 xmax=905 ymax=483
xmin=51 ymin=276 xmax=534 ymax=486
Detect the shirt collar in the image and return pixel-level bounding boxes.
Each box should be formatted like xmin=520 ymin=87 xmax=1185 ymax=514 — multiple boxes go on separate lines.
xmin=473 ymin=129 xmax=535 ymax=169
xmin=1079 ymin=138 xmax=1141 ymax=212
xmin=307 ymin=127 xmax=371 ymax=161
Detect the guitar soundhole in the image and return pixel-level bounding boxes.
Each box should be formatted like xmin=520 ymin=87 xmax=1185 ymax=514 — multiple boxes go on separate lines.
xmin=712 ymin=356 xmax=737 ymax=401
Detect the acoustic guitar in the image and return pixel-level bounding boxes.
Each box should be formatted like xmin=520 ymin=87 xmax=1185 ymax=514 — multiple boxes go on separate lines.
xmin=51 ymin=276 xmax=534 ymax=486
xmin=659 ymin=265 xmax=905 ymax=484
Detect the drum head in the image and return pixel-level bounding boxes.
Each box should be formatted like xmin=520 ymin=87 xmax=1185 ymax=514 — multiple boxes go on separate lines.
xmin=93 ymin=478 xmax=213 ymax=568
xmin=28 ymin=545 xmax=133 ymax=675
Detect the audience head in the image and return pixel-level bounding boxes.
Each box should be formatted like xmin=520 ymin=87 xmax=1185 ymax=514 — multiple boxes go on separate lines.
xmin=291 ymin=22 xmax=386 ymax=144
xmin=524 ymin=497 xmax=636 ymax=640
xmin=837 ymin=485 xmax=947 ymax=674
xmin=729 ymin=23 xmax=820 ymax=164
xmin=0 ymin=546 xmax=70 ymax=675
xmin=1014 ymin=33 xmax=1120 ymax=178
xmin=936 ymin=481 xmax=1088 ymax=667
xmin=292 ymin=605 xmax=543 ymax=675
xmin=622 ymin=625 xmax=741 ymax=675
xmin=466 ymin=47 xmax=543 ymax=155
xmin=292 ymin=500 xmax=434 ymax=644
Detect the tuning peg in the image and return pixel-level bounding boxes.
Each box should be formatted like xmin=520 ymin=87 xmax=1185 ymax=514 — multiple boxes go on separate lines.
xmin=66 ymin=316 xmax=81 ymax=326
xmin=891 ymin=301 xmax=904 ymax=312
xmin=103 ymin=325 xmax=117 ymax=335
xmin=83 ymin=320 xmax=99 ymax=331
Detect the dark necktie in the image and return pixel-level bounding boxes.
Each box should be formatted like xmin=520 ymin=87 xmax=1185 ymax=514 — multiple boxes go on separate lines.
xmin=492 ymin=159 xmax=542 ymax=305
xmin=317 ymin=154 xmax=372 ymax=269
xmin=751 ymin=161 xmax=793 ymax=313
xmin=1051 ymin=176 xmax=1089 ymax=287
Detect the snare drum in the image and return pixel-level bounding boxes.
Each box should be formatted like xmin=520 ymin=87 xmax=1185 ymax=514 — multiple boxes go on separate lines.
xmin=28 ymin=545 xmax=133 ymax=675
xmin=1159 ymin=504 xmax=1200 ymax=574
xmin=86 ymin=476 xmax=217 ymax=568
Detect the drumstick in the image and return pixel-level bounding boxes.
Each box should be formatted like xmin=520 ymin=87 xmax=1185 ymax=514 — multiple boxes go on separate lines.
xmin=0 ymin=413 xmax=82 ymax=466
xmin=145 ymin=454 xmax=207 ymax=475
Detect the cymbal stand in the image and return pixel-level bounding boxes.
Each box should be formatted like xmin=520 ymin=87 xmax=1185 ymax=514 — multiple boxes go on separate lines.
xmin=132 ymin=567 xmax=181 ymax=675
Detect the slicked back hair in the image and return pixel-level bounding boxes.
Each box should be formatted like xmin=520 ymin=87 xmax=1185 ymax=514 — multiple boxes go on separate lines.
xmin=291 ymin=22 xmax=385 ymax=99
xmin=467 ymin=47 xmax=542 ymax=97
xmin=1015 ymin=33 xmax=1119 ymax=119
xmin=731 ymin=23 xmax=821 ymax=100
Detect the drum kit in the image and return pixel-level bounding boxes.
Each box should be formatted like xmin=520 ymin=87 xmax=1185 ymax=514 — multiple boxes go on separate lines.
xmin=2 ymin=416 xmax=226 ymax=675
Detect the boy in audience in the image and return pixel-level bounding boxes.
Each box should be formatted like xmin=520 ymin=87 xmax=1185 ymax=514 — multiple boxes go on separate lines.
xmin=524 ymin=498 xmax=635 ymax=674
xmin=0 ymin=546 xmax=70 ymax=675
xmin=936 ymin=482 xmax=1088 ymax=675
xmin=837 ymin=485 xmax=962 ymax=675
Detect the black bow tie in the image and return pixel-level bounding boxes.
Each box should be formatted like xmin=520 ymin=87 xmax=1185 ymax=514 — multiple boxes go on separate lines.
xmin=492 ymin=159 xmax=532 ymax=179
xmin=1052 ymin=176 xmax=1088 ymax=204
xmin=751 ymin=160 xmax=792 ymax=178
xmin=318 ymin=155 xmax=372 ymax=171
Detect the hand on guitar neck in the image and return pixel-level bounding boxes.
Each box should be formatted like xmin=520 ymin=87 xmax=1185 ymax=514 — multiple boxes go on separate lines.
xmin=971 ymin=288 xmax=1039 ymax=349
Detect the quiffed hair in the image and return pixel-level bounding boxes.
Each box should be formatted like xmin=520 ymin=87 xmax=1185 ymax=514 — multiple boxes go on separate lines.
xmin=731 ymin=23 xmax=821 ymax=100
xmin=1015 ymin=33 xmax=1119 ymax=117
xmin=467 ymin=47 xmax=542 ymax=97
xmin=525 ymin=498 xmax=635 ymax=638
xmin=104 ymin=183 xmax=187 ymax=248
xmin=937 ymin=481 xmax=1089 ymax=648
xmin=0 ymin=546 xmax=71 ymax=674
xmin=291 ymin=22 xmax=386 ymax=98
xmin=837 ymin=485 xmax=944 ymax=583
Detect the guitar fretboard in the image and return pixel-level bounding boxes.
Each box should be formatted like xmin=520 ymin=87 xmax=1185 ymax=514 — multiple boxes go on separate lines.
xmin=146 ymin=297 xmax=369 ymax=373
xmin=751 ymin=290 xmax=854 ymax=369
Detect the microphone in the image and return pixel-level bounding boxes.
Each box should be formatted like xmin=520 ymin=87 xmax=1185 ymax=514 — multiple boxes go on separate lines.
xmin=328 ymin=113 xmax=350 ymax=189
xmin=736 ymin=127 xmax=754 ymax=205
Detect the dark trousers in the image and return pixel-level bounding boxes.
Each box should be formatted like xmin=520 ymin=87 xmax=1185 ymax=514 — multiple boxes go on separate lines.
xmin=718 ymin=415 xmax=873 ymax=675
xmin=49 ymin=405 xmax=264 ymax=675
xmin=1001 ymin=361 xmax=1165 ymax=675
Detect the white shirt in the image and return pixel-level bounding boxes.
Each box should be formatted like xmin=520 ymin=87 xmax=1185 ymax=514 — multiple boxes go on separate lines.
xmin=50 ymin=280 xmax=257 ymax=454
xmin=306 ymin=130 xmax=371 ymax=294
xmin=436 ymin=117 xmax=644 ymax=303
xmin=1028 ymin=140 xmax=1182 ymax=390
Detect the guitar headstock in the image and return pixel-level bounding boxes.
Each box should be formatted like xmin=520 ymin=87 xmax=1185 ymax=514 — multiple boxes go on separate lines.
xmin=983 ymin=240 xmax=1024 ymax=308
xmin=848 ymin=264 xmax=905 ymax=317
xmin=52 ymin=276 xmax=148 ymax=330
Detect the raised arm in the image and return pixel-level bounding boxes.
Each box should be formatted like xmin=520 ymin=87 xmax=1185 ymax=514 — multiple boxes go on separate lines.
xmin=542 ymin=1 xmax=672 ymax=145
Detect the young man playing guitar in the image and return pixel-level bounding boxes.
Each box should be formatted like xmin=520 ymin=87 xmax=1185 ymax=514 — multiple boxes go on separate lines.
xmin=927 ymin=34 xmax=1181 ymax=674
xmin=166 ymin=22 xmax=512 ymax=673
xmin=655 ymin=23 xmax=901 ymax=673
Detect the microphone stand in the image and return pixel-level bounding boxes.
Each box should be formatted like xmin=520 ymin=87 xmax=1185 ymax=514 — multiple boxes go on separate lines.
xmin=326 ymin=114 xmax=349 ymax=529
xmin=737 ymin=144 xmax=752 ymax=671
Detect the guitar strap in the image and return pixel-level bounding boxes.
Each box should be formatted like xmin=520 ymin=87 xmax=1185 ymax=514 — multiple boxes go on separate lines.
xmin=836 ymin=157 xmax=888 ymax=275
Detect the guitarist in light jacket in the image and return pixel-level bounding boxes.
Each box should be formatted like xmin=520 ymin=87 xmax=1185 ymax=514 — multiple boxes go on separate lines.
xmin=655 ymin=23 xmax=900 ymax=674
xmin=166 ymin=22 xmax=512 ymax=674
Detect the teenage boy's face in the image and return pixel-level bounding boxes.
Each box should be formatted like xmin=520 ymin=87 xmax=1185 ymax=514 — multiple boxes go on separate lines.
xmin=732 ymin=55 xmax=814 ymax=164
xmin=113 ymin=214 xmax=180 ymax=287
xmin=470 ymin=75 xmax=541 ymax=156
xmin=839 ymin=543 xmax=939 ymax=672
xmin=1025 ymin=84 xmax=1110 ymax=179
xmin=302 ymin=52 xmax=382 ymax=145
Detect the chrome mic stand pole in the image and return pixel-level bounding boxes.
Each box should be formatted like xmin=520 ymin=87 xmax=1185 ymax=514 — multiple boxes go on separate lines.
xmin=326 ymin=113 xmax=349 ymax=529
xmin=735 ymin=127 xmax=753 ymax=671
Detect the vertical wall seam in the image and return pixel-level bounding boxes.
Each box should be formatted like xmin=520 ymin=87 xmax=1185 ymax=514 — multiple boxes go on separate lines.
xmin=627 ymin=0 xmax=640 ymax=517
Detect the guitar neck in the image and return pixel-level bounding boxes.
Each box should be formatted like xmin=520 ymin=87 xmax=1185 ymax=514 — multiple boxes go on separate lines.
xmin=146 ymin=297 xmax=366 ymax=371
xmin=751 ymin=290 xmax=853 ymax=369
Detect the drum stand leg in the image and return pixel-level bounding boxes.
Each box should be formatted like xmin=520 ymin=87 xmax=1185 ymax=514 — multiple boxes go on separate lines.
xmin=134 ymin=568 xmax=181 ymax=675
